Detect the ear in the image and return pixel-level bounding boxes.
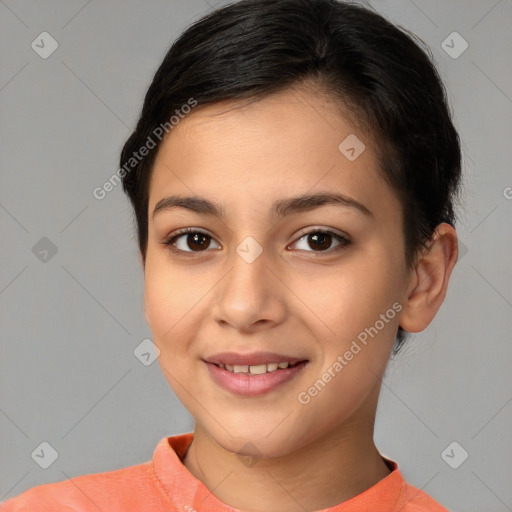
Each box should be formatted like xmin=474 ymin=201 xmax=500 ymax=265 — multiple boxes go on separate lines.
xmin=399 ymin=222 xmax=459 ymax=334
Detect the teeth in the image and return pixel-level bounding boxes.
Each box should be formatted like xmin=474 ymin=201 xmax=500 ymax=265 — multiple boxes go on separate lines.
xmin=249 ymin=364 xmax=267 ymax=375
xmin=218 ymin=361 xmax=299 ymax=374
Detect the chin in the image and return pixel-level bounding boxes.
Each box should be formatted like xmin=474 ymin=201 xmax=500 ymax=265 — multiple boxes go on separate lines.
xmin=206 ymin=422 xmax=306 ymax=461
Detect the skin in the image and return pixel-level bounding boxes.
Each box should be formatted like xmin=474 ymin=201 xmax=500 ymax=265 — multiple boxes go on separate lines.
xmin=143 ymin=86 xmax=458 ymax=512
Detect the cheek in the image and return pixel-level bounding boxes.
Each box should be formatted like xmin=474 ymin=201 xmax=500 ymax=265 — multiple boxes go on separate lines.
xmin=144 ymin=270 xmax=203 ymax=400
xmin=291 ymin=258 xmax=400 ymax=341
xmin=144 ymin=254 xmax=202 ymax=342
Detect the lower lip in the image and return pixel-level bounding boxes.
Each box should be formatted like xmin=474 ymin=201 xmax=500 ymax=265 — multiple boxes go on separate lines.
xmin=205 ymin=361 xmax=308 ymax=397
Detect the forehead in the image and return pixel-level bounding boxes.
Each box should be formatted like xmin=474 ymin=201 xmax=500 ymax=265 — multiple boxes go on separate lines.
xmin=148 ymin=87 xmax=399 ymax=225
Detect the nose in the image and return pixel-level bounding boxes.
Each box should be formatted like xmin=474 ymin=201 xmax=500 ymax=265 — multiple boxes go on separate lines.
xmin=213 ymin=246 xmax=287 ymax=333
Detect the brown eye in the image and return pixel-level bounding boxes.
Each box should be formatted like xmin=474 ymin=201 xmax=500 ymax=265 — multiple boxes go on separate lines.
xmin=307 ymin=232 xmax=332 ymax=251
xmin=292 ymin=229 xmax=351 ymax=253
xmin=164 ymin=229 xmax=221 ymax=253
xmin=184 ymin=232 xmax=210 ymax=251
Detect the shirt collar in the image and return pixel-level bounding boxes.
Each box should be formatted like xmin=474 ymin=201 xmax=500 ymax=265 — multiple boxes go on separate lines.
xmin=152 ymin=433 xmax=405 ymax=512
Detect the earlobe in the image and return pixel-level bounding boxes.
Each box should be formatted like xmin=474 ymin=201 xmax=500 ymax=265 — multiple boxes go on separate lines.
xmin=399 ymin=223 xmax=458 ymax=334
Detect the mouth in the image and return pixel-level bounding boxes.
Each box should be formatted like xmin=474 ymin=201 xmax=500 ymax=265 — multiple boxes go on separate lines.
xmin=211 ymin=360 xmax=304 ymax=374
xmin=203 ymin=352 xmax=309 ymax=396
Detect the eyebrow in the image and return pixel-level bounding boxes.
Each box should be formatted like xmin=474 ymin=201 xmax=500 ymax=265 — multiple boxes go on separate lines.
xmin=152 ymin=192 xmax=374 ymax=221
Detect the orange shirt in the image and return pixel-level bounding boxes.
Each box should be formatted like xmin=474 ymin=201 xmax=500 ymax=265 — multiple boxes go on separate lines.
xmin=1 ymin=433 xmax=449 ymax=511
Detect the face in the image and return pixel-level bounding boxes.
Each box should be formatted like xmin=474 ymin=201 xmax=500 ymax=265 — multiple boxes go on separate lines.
xmin=143 ymin=87 xmax=410 ymax=458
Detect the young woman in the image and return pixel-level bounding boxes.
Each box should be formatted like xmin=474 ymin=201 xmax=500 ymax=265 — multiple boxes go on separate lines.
xmin=2 ymin=0 xmax=462 ymax=510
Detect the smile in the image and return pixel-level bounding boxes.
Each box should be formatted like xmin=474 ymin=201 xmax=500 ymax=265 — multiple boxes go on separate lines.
xmin=215 ymin=361 xmax=301 ymax=374
xmin=205 ymin=359 xmax=308 ymax=396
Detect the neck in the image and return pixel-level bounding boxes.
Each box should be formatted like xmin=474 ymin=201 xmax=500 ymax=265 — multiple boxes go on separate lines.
xmin=182 ymin=418 xmax=391 ymax=512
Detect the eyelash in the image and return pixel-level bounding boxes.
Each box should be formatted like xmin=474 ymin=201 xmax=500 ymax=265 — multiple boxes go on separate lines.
xmin=162 ymin=227 xmax=352 ymax=256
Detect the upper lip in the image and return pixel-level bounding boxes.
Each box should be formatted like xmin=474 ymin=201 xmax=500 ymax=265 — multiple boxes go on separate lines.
xmin=204 ymin=352 xmax=308 ymax=366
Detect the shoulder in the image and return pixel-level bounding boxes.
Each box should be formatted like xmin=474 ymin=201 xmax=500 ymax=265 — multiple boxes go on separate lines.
xmin=0 ymin=460 xmax=168 ymax=512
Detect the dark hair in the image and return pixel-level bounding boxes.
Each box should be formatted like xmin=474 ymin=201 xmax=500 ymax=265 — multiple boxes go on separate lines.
xmin=120 ymin=0 xmax=462 ymax=353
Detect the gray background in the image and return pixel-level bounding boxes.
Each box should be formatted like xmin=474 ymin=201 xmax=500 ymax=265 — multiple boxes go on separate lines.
xmin=1 ymin=0 xmax=511 ymax=510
